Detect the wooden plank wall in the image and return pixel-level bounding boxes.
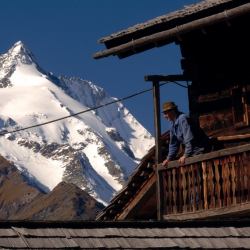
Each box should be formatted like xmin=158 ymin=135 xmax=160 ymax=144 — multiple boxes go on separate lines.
xmin=179 ymin=14 xmax=250 ymax=135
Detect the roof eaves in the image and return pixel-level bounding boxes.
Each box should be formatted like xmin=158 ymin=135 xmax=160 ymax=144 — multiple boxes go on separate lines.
xmin=97 ymin=0 xmax=233 ymax=44
xmin=93 ymin=2 xmax=250 ymax=60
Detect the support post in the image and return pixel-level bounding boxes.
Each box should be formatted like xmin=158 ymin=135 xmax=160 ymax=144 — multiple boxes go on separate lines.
xmin=152 ymin=81 xmax=164 ymax=220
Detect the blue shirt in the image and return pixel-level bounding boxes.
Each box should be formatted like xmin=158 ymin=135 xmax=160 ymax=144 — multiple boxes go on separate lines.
xmin=167 ymin=112 xmax=209 ymax=160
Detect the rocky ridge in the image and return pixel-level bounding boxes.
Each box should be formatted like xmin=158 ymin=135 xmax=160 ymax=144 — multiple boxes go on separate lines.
xmin=0 ymin=156 xmax=104 ymax=220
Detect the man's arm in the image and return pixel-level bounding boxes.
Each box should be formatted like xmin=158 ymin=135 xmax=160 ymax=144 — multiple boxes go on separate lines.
xmin=179 ymin=116 xmax=195 ymax=164
xmin=163 ymin=127 xmax=179 ymax=167
xmin=162 ymin=158 xmax=170 ymax=167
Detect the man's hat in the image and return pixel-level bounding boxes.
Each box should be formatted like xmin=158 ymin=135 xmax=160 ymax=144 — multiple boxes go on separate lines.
xmin=162 ymin=101 xmax=178 ymax=112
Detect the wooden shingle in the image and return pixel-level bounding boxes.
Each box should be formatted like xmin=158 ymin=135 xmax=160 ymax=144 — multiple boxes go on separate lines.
xmin=98 ymin=227 xmax=122 ymax=237
xmin=72 ymin=237 xmax=92 ymax=248
xmin=124 ymin=237 xmax=149 ymax=249
xmin=178 ymin=227 xmax=203 ymax=237
xmin=48 ymin=237 xmax=68 ymax=248
xmin=221 ymin=237 xmax=244 ymax=249
xmin=24 ymin=237 xmax=55 ymax=249
xmin=61 ymin=237 xmax=79 ymax=248
xmin=195 ymin=238 xmax=219 ymax=249
xmin=7 ymin=237 xmax=28 ymax=248
xmin=154 ymin=238 xmax=179 ymax=248
xmin=11 ymin=226 xmax=28 ymax=236
xmin=203 ymin=227 xmax=229 ymax=237
xmin=236 ymin=227 xmax=250 ymax=237
xmin=47 ymin=228 xmax=65 ymax=237
xmin=2 ymin=221 xmax=250 ymax=249
xmin=84 ymin=237 xmax=105 ymax=248
xmin=134 ymin=228 xmax=156 ymax=237
xmin=141 ymin=238 xmax=173 ymax=248
xmin=239 ymin=238 xmax=250 ymax=249
xmin=67 ymin=228 xmax=91 ymax=237
xmin=33 ymin=228 xmax=55 ymax=237
xmin=0 ymin=228 xmax=17 ymax=237
xmin=147 ymin=228 xmax=167 ymax=237
xmin=98 ymin=238 xmax=121 ymax=248
xmin=161 ymin=227 xmax=185 ymax=237
xmin=222 ymin=227 xmax=241 ymax=237
xmin=86 ymin=228 xmax=106 ymax=237
xmin=113 ymin=237 xmax=132 ymax=248
xmin=194 ymin=227 xmax=212 ymax=237
xmin=0 ymin=238 xmax=14 ymax=248
xmin=181 ymin=238 xmax=202 ymax=249
xmin=205 ymin=238 xmax=229 ymax=249
xmin=171 ymin=238 xmax=189 ymax=248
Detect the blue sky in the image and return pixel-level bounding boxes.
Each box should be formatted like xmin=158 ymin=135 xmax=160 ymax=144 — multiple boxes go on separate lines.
xmin=0 ymin=0 xmax=199 ymax=136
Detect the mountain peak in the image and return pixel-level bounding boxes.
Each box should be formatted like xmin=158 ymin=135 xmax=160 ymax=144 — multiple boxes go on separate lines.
xmin=0 ymin=42 xmax=154 ymax=205
xmin=0 ymin=41 xmax=46 ymax=88
xmin=9 ymin=41 xmax=41 ymax=67
xmin=12 ymin=40 xmax=26 ymax=50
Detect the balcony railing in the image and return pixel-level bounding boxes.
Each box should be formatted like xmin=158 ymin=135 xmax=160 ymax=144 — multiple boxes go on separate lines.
xmin=157 ymin=143 xmax=250 ymax=220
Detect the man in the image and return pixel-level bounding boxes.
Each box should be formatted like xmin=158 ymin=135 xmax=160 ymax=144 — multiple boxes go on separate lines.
xmin=162 ymin=101 xmax=211 ymax=167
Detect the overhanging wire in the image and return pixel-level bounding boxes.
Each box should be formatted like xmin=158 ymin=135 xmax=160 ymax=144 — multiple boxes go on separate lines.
xmin=0 ymin=80 xmax=187 ymax=136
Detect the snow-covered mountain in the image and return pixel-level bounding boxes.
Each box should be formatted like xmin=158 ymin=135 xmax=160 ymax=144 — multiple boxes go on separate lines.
xmin=0 ymin=41 xmax=154 ymax=205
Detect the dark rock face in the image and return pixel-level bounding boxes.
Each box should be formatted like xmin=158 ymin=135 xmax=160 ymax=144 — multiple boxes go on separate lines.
xmin=14 ymin=181 xmax=105 ymax=221
xmin=0 ymin=157 xmax=41 ymax=219
xmin=0 ymin=156 xmax=105 ymax=220
xmin=106 ymin=128 xmax=135 ymax=159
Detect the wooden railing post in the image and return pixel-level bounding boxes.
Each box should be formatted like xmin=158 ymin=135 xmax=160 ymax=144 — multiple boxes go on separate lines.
xmin=230 ymin=155 xmax=236 ymax=205
xmin=246 ymin=152 xmax=250 ymax=201
xmin=214 ymin=159 xmax=221 ymax=208
xmin=202 ymin=162 xmax=208 ymax=210
xmin=162 ymin=146 xmax=250 ymax=220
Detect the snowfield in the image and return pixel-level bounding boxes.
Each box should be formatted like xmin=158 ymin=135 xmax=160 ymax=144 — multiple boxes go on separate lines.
xmin=0 ymin=41 xmax=154 ymax=205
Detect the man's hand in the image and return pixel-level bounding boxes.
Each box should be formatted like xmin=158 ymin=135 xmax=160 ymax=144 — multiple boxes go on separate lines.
xmin=162 ymin=158 xmax=170 ymax=168
xmin=178 ymin=155 xmax=187 ymax=165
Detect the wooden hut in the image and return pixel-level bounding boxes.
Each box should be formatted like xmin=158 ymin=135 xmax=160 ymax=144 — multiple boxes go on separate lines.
xmin=93 ymin=0 xmax=250 ymax=221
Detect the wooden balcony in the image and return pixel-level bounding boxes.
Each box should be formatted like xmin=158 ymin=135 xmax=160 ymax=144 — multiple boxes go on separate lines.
xmin=157 ymin=143 xmax=250 ymax=221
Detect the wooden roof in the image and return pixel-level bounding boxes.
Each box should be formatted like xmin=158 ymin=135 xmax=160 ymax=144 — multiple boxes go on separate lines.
xmin=97 ymin=126 xmax=250 ymax=221
xmin=93 ymin=0 xmax=250 ymax=59
xmin=96 ymin=131 xmax=169 ymax=221
xmin=1 ymin=220 xmax=250 ymax=249
xmin=98 ymin=0 xmax=232 ymax=44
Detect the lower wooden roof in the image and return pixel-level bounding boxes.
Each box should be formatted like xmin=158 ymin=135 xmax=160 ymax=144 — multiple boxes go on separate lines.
xmin=1 ymin=220 xmax=250 ymax=249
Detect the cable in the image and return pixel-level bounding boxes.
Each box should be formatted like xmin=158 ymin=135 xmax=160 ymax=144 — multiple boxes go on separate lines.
xmin=172 ymin=81 xmax=188 ymax=88
xmin=0 ymin=80 xmax=185 ymax=136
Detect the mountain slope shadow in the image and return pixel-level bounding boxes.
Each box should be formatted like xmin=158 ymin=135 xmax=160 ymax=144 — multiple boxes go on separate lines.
xmin=0 ymin=156 xmax=104 ymax=220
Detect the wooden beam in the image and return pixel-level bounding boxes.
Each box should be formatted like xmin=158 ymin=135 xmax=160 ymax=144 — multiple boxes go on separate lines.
xmin=217 ymin=134 xmax=250 ymax=141
xmin=152 ymin=80 xmax=165 ymax=221
xmin=147 ymin=162 xmax=153 ymax=168
xmin=163 ymin=201 xmax=250 ymax=221
xmin=116 ymin=174 xmax=156 ymax=220
xmin=131 ymin=182 xmax=140 ymax=187
xmin=117 ymin=200 xmax=126 ymax=204
xmin=110 ymin=210 xmax=119 ymax=214
xmin=125 ymin=191 xmax=134 ymax=196
xmin=140 ymin=171 xmax=151 ymax=176
xmin=93 ymin=3 xmax=250 ymax=59
xmin=144 ymin=75 xmax=191 ymax=82
xmin=103 ymin=216 xmax=112 ymax=220
xmin=166 ymin=142 xmax=250 ymax=169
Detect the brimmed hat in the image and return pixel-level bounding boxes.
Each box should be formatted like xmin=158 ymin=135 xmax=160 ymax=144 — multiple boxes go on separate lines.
xmin=162 ymin=101 xmax=178 ymax=112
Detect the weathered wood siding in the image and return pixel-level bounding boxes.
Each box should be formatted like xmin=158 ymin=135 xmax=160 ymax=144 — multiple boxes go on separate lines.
xmin=179 ymin=13 xmax=250 ymax=136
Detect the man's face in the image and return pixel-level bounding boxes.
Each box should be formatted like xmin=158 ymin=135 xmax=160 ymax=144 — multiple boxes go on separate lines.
xmin=163 ymin=109 xmax=176 ymax=121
